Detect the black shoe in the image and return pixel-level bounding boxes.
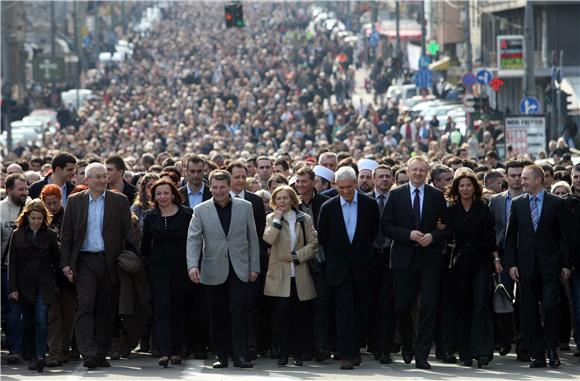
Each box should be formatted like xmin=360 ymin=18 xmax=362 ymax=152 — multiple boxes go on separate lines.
xmin=294 ymin=356 xmax=303 ymax=366
xmin=96 ymin=356 xmax=111 ymax=367
xmin=529 ymin=354 xmax=547 ymax=368
xmin=171 ymin=355 xmax=182 ymax=365
xmin=6 ymin=353 xmax=23 ymax=365
xmin=416 ymin=359 xmax=432 ymax=369
xmin=498 ymin=343 xmax=512 ymax=356
xmin=477 ymin=356 xmax=489 ymax=368
xmin=46 ymin=356 xmax=62 ymax=367
xmin=159 ymin=357 xmax=169 ymax=368
xmin=233 ymin=356 xmax=253 ymax=368
xmin=440 ymin=353 xmax=457 ymax=363
xmin=314 ymin=351 xmax=330 ymax=362
xmin=212 ymin=357 xmax=228 ymax=368
xmin=28 ymin=357 xmax=38 ymax=371
xmin=547 ymin=350 xmax=561 ymax=368
xmin=353 ymin=355 xmax=361 ymax=366
xmin=277 ymin=356 xmax=288 ymax=366
xmin=36 ymin=357 xmax=46 ymax=373
xmin=517 ymin=352 xmax=530 ymax=362
xmin=460 ymin=359 xmax=473 ymax=367
xmin=379 ymin=354 xmax=393 ymax=364
xmin=402 ymin=351 xmax=413 ymax=364
xmin=340 ymin=359 xmax=354 ymax=370
xmin=83 ymin=357 xmax=98 ymax=370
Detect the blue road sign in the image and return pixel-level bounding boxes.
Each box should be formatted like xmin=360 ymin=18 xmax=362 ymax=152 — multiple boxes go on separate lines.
xmin=369 ymin=31 xmax=379 ymax=48
xmin=476 ymin=69 xmax=492 ymax=85
xmin=415 ymin=68 xmax=433 ymax=89
xmin=462 ymin=72 xmax=477 ymax=87
xmin=520 ymin=96 xmax=540 ymax=115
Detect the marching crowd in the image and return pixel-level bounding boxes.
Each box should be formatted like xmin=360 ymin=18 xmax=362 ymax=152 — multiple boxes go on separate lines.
xmin=1 ymin=1 xmax=579 ymax=375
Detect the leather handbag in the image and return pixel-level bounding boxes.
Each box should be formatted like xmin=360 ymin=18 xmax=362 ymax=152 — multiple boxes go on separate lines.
xmin=493 ymin=274 xmax=514 ymax=314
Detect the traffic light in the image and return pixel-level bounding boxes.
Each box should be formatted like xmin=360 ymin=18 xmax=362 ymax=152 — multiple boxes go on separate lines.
xmin=561 ymin=90 xmax=573 ymax=118
xmin=225 ymin=3 xmax=244 ymax=28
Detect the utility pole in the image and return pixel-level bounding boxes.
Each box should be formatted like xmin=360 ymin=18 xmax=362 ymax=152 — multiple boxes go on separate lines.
xmin=396 ymin=1 xmax=401 ymax=62
xmin=464 ymin=1 xmax=472 ymax=73
xmin=74 ymin=0 xmax=81 ymax=107
xmin=523 ymin=2 xmax=535 ymax=97
xmin=420 ymin=0 xmax=426 ymax=56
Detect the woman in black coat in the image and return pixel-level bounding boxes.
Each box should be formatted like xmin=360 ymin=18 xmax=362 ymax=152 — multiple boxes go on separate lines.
xmin=8 ymin=200 xmax=60 ymax=372
xmin=444 ymin=168 xmax=502 ymax=368
xmin=141 ymin=179 xmax=192 ymax=368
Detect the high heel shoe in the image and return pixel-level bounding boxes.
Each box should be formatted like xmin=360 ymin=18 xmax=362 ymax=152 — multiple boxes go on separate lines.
xmin=171 ymin=355 xmax=182 ymax=365
xmin=477 ymin=356 xmax=489 ymax=368
xmin=159 ymin=356 xmax=169 ymax=368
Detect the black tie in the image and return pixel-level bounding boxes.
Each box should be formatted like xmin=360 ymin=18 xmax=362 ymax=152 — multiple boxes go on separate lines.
xmin=413 ymin=188 xmax=421 ymax=228
xmin=376 ymin=195 xmax=386 ymax=248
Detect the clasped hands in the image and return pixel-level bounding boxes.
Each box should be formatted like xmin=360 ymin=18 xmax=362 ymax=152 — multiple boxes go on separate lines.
xmin=410 ymin=230 xmax=433 ymax=247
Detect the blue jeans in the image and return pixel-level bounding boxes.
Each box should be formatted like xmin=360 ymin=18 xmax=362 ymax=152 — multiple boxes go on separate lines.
xmin=570 ymin=270 xmax=580 ymax=351
xmin=1 ymin=269 xmax=23 ymax=354
xmin=22 ymin=294 xmax=49 ymax=358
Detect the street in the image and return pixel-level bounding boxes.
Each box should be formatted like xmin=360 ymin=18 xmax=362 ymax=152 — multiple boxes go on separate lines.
xmin=2 ymin=351 xmax=579 ymax=380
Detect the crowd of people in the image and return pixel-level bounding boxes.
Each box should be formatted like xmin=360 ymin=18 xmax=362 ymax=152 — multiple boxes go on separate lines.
xmin=1 ymin=1 xmax=579 ymax=375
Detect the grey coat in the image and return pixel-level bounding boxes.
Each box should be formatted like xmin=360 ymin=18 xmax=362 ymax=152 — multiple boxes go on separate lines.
xmin=186 ymin=197 xmax=260 ymax=285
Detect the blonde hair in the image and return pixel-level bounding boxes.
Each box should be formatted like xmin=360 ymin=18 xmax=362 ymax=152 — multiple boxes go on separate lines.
xmin=270 ymin=185 xmax=299 ymax=210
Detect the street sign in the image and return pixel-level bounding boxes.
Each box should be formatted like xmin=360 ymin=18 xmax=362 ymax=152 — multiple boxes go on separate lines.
xmin=476 ymin=69 xmax=492 ymax=85
xmin=462 ymin=72 xmax=477 ymax=87
xmin=519 ymin=96 xmax=540 ymax=115
xmin=415 ymin=68 xmax=432 ymax=89
xmin=463 ymin=94 xmax=475 ymax=113
xmin=369 ymin=31 xmax=379 ymax=48
xmin=497 ymin=35 xmax=524 ymax=70
xmin=427 ymin=41 xmax=440 ymax=56
xmin=33 ymin=57 xmax=65 ymax=83
xmin=505 ymin=116 xmax=546 ymax=157
xmin=490 ymin=77 xmax=504 ymax=92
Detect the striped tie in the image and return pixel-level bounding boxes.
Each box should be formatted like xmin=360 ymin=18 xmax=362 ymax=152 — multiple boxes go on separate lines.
xmin=530 ymin=196 xmax=539 ymax=232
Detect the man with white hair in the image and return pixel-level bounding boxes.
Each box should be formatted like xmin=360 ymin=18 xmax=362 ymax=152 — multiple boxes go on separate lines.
xmin=317 ymin=166 xmax=379 ymax=370
xmin=61 ymin=162 xmax=140 ymax=370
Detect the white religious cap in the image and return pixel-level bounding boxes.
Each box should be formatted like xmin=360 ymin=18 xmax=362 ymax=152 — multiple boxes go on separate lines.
xmin=314 ymin=165 xmax=335 ymax=183
xmin=358 ymin=159 xmax=379 ymax=173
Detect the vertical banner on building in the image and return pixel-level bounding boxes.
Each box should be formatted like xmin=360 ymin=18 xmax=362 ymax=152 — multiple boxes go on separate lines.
xmin=505 ymin=116 xmax=546 ymax=157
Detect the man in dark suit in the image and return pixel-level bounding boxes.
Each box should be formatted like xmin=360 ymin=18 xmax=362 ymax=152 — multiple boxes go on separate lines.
xmin=105 ymin=155 xmax=138 ymax=204
xmin=178 ymin=154 xmax=212 ymax=208
xmin=382 ymin=156 xmax=449 ymax=369
xmin=227 ymin=160 xmax=267 ymax=359
xmin=505 ymin=164 xmax=571 ymax=368
xmin=28 ymin=152 xmax=76 ymax=207
xmin=178 ymin=154 xmax=211 ymax=358
xmin=295 ymin=167 xmax=330 ymax=361
xmin=318 ymin=166 xmax=379 ymax=370
xmin=366 ymin=164 xmax=397 ymax=364
xmin=61 ymin=163 xmax=140 ymax=369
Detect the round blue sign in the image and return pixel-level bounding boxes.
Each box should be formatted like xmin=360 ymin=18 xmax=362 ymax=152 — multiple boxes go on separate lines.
xmin=476 ymin=69 xmax=492 ymax=85
xmin=462 ymin=73 xmax=477 ymax=87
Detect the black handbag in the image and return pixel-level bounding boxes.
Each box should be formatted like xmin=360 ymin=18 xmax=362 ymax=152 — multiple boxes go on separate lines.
xmin=493 ymin=274 xmax=514 ymax=314
xmin=447 ymin=233 xmax=462 ymax=270
xmin=298 ymin=219 xmax=325 ymax=273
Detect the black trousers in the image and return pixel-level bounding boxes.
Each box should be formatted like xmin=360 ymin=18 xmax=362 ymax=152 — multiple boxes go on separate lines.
xmin=366 ymin=250 xmax=396 ymax=356
xmin=247 ymin=254 xmax=270 ymax=352
xmin=152 ymin=290 xmax=184 ymax=357
xmin=393 ymin=253 xmax=440 ymax=361
xmin=332 ymin=269 xmax=370 ymax=359
xmin=184 ymin=283 xmax=209 ymax=353
xmin=205 ymin=262 xmax=249 ymax=359
xmin=274 ymin=278 xmax=311 ymax=358
xmin=74 ymin=253 xmax=116 ymax=358
xmin=312 ymin=269 xmax=331 ymax=353
xmin=452 ymin=266 xmax=494 ymax=360
xmin=519 ymin=271 xmax=561 ymax=356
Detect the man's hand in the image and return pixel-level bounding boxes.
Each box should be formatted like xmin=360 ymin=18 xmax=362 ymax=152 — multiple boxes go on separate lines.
xmin=561 ymin=267 xmax=572 ymax=281
xmin=188 ymin=267 xmax=201 ymax=284
xmin=494 ymin=261 xmax=503 ymax=275
xmin=62 ymin=266 xmax=74 ymax=283
xmin=410 ymin=230 xmax=424 ymax=242
xmin=509 ymin=267 xmax=519 ymax=282
xmin=282 ymin=253 xmax=293 ymax=263
xmin=249 ymin=272 xmax=259 ymax=282
xmin=417 ymin=233 xmax=433 ymax=247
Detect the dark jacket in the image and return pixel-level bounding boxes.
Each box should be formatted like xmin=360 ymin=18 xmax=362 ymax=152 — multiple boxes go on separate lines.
xmin=8 ymin=227 xmax=60 ymax=305
xmin=244 ymin=190 xmax=267 ymax=257
xmin=178 ymin=184 xmax=212 ymax=208
xmin=28 ymin=175 xmax=75 ymax=201
xmin=505 ymin=192 xmax=571 ymax=277
xmin=299 ymin=191 xmax=329 ymax=225
xmin=317 ymin=192 xmax=379 ymax=287
xmin=121 ymin=180 xmax=138 ymax=204
xmin=382 ymin=184 xmax=450 ymax=271
xmin=141 ymin=205 xmax=193 ymax=292
xmin=566 ymin=190 xmax=580 ymax=269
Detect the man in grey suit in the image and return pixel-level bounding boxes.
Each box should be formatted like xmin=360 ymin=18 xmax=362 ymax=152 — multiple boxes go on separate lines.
xmin=186 ymin=170 xmax=260 ymax=369
xmin=488 ymin=159 xmax=528 ymax=360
